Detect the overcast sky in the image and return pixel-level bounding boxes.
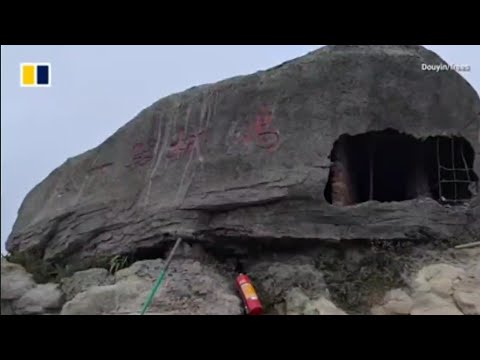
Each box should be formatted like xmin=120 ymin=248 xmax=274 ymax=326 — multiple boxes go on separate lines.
xmin=1 ymin=45 xmax=479 ymax=254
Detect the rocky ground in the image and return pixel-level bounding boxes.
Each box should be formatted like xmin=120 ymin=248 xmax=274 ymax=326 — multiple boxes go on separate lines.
xmin=1 ymin=240 xmax=479 ymax=315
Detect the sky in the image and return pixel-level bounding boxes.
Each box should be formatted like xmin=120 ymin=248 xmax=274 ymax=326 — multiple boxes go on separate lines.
xmin=1 ymin=45 xmax=479 ymax=254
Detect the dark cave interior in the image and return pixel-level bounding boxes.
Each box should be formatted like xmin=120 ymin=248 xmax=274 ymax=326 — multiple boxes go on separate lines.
xmin=324 ymin=129 xmax=478 ymax=206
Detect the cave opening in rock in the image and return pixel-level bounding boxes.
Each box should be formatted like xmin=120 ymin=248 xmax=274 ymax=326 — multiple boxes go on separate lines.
xmin=324 ymin=129 xmax=478 ymax=206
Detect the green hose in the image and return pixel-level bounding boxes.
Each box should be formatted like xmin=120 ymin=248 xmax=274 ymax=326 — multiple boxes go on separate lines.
xmin=140 ymin=238 xmax=182 ymax=315
xmin=140 ymin=270 xmax=167 ymax=315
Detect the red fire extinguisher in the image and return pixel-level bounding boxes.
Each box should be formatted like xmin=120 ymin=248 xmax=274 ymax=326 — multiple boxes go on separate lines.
xmin=236 ymin=274 xmax=263 ymax=315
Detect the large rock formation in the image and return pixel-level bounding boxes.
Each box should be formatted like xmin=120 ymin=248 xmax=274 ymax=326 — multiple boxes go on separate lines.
xmin=6 ymin=45 xmax=480 ymax=265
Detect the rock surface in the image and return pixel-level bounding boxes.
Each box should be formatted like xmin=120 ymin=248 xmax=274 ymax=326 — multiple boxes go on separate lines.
xmin=371 ymin=248 xmax=479 ymax=315
xmin=61 ymin=281 xmax=145 ymax=315
xmin=5 ymin=45 xmax=480 ymax=265
xmin=410 ymin=293 xmax=463 ymax=315
xmin=60 ymin=268 xmax=114 ymax=301
xmin=1 ymin=258 xmax=36 ymax=301
xmin=412 ymin=264 xmax=466 ymax=298
xmin=285 ymin=288 xmax=347 ymax=315
xmin=61 ymin=259 xmax=243 ymax=315
xmin=1 ymin=300 xmax=15 ymax=315
xmin=371 ymin=289 xmax=413 ymax=315
xmin=453 ymin=287 xmax=480 ymax=315
xmin=246 ymin=255 xmax=328 ymax=309
xmin=2 ymin=242 xmax=478 ymax=315
xmin=15 ymin=283 xmax=65 ymax=315
xmin=1 ymin=259 xmax=66 ymax=315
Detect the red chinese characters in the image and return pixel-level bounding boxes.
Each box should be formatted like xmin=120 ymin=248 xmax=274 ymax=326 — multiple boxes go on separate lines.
xmin=166 ymin=129 xmax=206 ymax=160
xmin=130 ymin=139 xmax=156 ymax=167
xmin=242 ymin=106 xmax=280 ymax=153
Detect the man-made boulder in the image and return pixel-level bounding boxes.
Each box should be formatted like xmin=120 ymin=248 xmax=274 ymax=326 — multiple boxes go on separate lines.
xmin=5 ymin=45 xmax=479 ymax=266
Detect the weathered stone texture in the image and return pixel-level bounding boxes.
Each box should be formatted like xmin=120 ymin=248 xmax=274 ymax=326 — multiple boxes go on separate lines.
xmin=6 ymin=45 xmax=480 ymax=263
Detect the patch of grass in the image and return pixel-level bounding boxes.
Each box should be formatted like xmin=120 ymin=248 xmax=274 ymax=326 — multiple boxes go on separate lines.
xmin=108 ymin=255 xmax=130 ymax=275
xmin=4 ymin=251 xmax=132 ymax=283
